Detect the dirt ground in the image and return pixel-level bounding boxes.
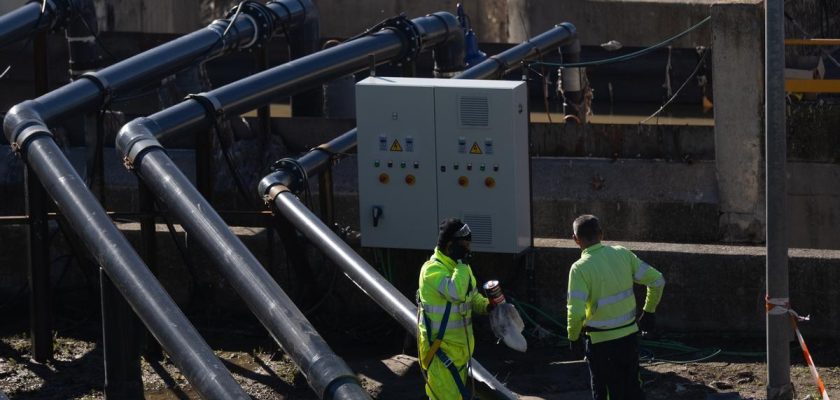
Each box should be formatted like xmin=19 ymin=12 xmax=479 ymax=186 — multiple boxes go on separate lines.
xmin=0 ymin=312 xmax=837 ymax=400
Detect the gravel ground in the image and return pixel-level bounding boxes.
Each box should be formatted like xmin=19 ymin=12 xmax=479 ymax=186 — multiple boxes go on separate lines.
xmin=1 ymin=324 xmax=837 ymax=399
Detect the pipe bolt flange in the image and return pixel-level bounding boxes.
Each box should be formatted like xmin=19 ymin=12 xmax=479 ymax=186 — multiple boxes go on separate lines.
xmin=238 ymin=1 xmax=275 ymax=46
xmin=381 ymin=15 xmax=422 ymax=66
xmin=270 ymin=158 xmax=307 ymax=194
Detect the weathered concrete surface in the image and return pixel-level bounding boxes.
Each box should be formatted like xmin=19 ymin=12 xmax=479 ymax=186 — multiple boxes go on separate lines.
xmin=94 ymin=0 xmax=201 ymax=33
xmin=530 ymin=122 xmax=715 ymax=160
xmin=787 ymin=162 xmax=840 ymax=250
xmin=525 ymin=239 xmax=840 ymax=339
xmin=312 ymin=0 xmax=510 ymax=42
xmin=788 ymin=101 xmax=840 ymax=163
xmin=506 ymin=0 xmax=714 ymax=46
xmin=5 ymin=222 xmax=837 ymax=339
xmin=324 ymin=155 xmax=721 ymax=243
xmin=710 ymin=1 xmax=765 ymax=243
xmin=3 ymin=141 xmax=839 ymax=248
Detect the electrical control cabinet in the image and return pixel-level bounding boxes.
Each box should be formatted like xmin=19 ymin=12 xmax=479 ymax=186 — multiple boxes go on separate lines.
xmin=356 ymin=77 xmax=531 ymax=253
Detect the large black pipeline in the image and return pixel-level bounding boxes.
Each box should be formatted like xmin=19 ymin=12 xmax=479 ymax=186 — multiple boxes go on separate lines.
xmin=6 ymin=127 xmax=248 ymax=399
xmin=3 ymin=1 xmax=317 ymax=397
xmin=256 ymin=23 xmax=581 ymax=399
xmin=148 ymin=12 xmax=464 ymax=144
xmin=115 ymin=12 xmax=464 ymax=400
xmin=0 ymin=1 xmax=64 ymax=48
xmin=5 ymin=0 xmax=311 ymax=126
xmin=456 ymin=22 xmax=576 ymax=79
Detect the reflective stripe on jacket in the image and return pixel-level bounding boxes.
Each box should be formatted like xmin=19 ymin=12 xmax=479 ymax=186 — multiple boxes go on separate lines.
xmin=567 ymin=243 xmax=665 ymax=344
xmin=418 ymin=247 xmax=489 ymax=366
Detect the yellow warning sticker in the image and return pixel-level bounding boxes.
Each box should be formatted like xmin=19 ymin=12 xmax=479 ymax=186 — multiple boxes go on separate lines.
xmin=469 ymin=142 xmax=482 ymax=154
xmin=390 ymin=139 xmax=403 ymax=152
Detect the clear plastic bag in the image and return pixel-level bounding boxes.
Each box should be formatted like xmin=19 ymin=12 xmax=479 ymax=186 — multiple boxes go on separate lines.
xmin=489 ymin=303 xmax=527 ymax=352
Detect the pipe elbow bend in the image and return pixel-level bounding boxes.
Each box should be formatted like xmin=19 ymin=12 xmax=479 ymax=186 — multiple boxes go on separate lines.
xmin=4 ymin=101 xmax=45 ymax=144
xmin=116 ymin=118 xmax=164 ymax=168
xmin=556 ymin=22 xmax=578 ymax=41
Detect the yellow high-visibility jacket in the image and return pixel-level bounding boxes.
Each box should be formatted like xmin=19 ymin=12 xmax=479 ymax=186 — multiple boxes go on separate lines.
xmin=567 ymin=243 xmax=665 ymax=344
xmin=418 ymin=247 xmax=489 ymax=367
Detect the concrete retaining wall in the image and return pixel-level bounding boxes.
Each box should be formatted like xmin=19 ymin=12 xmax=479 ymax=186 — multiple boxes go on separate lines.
xmin=4 ymin=222 xmax=837 ymax=339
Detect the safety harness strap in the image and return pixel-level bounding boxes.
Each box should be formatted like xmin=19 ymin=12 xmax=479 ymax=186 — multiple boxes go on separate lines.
xmin=422 ymin=301 xmax=451 ymax=369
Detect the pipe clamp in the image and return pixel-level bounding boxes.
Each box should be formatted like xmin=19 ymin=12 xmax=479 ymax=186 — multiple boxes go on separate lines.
xmin=122 ymin=135 xmax=164 ymax=170
xmin=11 ymin=125 xmax=53 ymax=154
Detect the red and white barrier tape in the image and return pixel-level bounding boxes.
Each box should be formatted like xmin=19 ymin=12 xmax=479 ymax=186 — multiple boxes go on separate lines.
xmin=766 ymin=296 xmax=831 ymax=400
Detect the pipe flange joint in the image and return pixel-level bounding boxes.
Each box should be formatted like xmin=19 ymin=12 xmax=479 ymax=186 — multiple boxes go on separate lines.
xmin=11 ymin=124 xmax=53 ymax=155
xmin=381 ymin=15 xmax=422 ymax=66
xmin=78 ymin=72 xmax=113 ymax=108
xmin=238 ymin=1 xmax=275 ymax=48
xmin=269 ymin=158 xmax=307 ymax=194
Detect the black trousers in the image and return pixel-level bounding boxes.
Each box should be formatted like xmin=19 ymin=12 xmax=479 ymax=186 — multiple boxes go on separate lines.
xmin=585 ymin=333 xmax=645 ymax=400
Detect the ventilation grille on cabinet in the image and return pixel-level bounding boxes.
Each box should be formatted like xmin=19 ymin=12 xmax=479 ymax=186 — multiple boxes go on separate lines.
xmin=459 ymin=96 xmax=489 ymax=127
xmin=463 ymin=214 xmax=492 ymax=245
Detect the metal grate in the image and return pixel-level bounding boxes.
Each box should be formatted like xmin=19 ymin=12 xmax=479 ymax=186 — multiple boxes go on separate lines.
xmin=459 ymin=96 xmax=489 ymax=127
xmin=463 ymin=214 xmax=492 ymax=245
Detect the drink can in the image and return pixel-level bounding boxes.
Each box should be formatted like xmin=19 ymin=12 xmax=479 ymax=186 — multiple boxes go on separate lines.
xmin=483 ymin=280 xmax=506 ymax=306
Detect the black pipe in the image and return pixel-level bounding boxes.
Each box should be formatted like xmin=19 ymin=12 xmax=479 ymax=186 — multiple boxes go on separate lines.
xmin=289 ymin=0 xmax=322 ymax=117
xmin=455 ymin=22 xmax=577 ymax=79
xmin=150 ymin=12 xmax=462 ymax=144
xmin=116 ymin=122 xmax=370 ymax=400
xmin=559 ymin=38 xmax=585 ymax=124
xmin=116 ymin=12 xmax=463 ymax=399
xmin=6 ymin=124 xmax=248 ymax=399
xmin=3 ymin=0 xmax=317 ymax=396
xmin=0 ymin=1 xmax=65 ymax=49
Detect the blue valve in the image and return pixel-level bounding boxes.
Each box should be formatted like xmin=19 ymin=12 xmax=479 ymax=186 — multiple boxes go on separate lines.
xmin=457 ymin=3 xmax=487 ymax=67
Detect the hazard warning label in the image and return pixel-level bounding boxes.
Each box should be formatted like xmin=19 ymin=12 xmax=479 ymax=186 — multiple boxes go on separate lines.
xmin=390 ymin=139 xmax=403 ymax=152
xmin=469 ymin=142 xmax=482 ymax=154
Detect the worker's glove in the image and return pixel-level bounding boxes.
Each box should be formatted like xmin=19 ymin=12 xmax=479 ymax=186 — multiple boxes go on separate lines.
xmin=638 ymin=311 xmax=657 ymax=337
xmin=568 ymin=338 xmax=584 ymax=359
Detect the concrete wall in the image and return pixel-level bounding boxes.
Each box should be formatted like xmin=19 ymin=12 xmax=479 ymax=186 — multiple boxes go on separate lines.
xmin=711 ymin=1 xmax=765 ymax=243
xmin=94 ymin=0 xmax=202 ymax=33
xmin=4 ymin=222 xmax=838 ymax=339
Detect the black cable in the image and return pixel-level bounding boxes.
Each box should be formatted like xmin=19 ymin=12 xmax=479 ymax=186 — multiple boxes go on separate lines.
xmin=66 ymin=0 xmax=116 ymax=62
xmin=211 ymin=120 xmax=258 ymax=208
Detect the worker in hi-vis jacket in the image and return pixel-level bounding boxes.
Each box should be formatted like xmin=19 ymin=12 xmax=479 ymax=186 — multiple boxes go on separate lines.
xmin=417 ymin=218 xmax=490 ymax=400
xmin=566 ymin=214 xmax=665 ymax=400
